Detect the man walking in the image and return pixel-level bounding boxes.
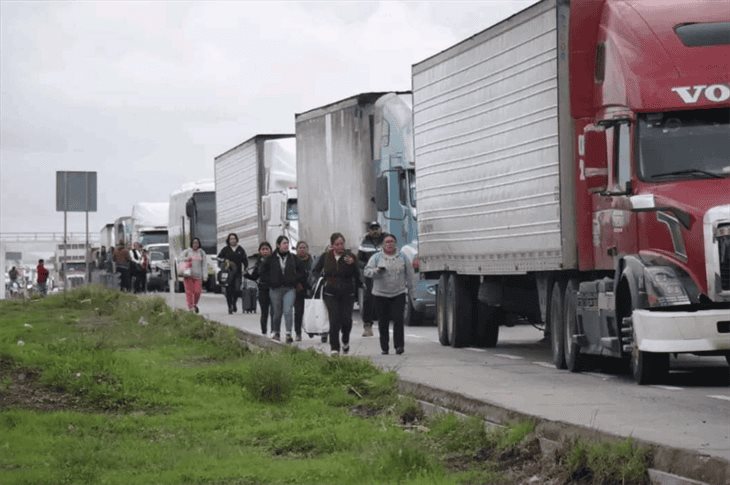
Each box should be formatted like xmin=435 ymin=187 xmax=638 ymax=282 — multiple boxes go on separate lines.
xmin=36 ymin=259 xmax=49 ymax=296
xmin=357 ymin=221 xmax=384 ymax=337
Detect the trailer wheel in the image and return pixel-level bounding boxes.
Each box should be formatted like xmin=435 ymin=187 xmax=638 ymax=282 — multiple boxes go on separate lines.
xmin=475 ymin=303 xmax=502 ymax=348
xmin=436 ymin=274 xmax=449 ymax=346
xmin=446 ymin=274 xmax=472 ymax=348
xmin=624 ymin=315 xmax=669 ymax=384
xmin=550 ymin=280 xmax=567 ymax=369
xmin=564 ymin=279 xmax=584 ymax=372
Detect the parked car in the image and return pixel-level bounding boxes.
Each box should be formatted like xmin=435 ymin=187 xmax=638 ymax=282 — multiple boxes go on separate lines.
xmin=146 ymin=243 xmax=170 ymax=292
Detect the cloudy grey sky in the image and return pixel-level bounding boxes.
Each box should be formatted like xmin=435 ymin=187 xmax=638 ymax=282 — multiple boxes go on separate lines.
xmin=1 ymin=0 xmax=536 ymax=236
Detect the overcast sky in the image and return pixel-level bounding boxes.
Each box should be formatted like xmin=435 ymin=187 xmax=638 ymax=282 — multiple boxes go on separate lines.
xmin=1 ymin=0 xmax=537 ymax=236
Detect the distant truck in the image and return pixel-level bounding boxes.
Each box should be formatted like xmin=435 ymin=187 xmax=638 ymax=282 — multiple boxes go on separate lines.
xmin=131 ymin=202 xmax=169 ymax=247
xmin=168 ymin=180 xmax=218 ymax=292
xmin=214 ymin=134 xmax=298 ymax=261
xmin=412 ymin=0 xmax=730 ymax=383
xmin=296 ymin=92 xmax=435 ymax=324
xmin=99 ymin=223 xmax=115 ymax=250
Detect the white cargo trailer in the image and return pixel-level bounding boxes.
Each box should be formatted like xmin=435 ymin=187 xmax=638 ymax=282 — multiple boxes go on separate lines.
xmin=214 ymin=135 xmax=298 ymax=259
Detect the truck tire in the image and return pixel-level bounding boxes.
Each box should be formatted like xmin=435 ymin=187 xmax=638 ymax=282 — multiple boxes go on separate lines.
xmin=563 ymin=279 xmax=584 ymax=372
xmin=624 ymin=315 xmax=669 ymax=385
xmin=550 ymin=280 xmax=567 ymax=369
xmin=436 ymin=274 xmax=449 ymax=345
xmin=446 ymin=274 xmax=472 ymax=348
xmin=475 ymin=303 xmax=501 ymax=348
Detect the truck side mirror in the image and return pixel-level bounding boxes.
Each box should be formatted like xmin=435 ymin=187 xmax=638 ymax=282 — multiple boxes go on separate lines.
xmin=375 ymin=175 xmax=389 ymax=212
xmin=580 ymin=128 xmax=608 ymax=192
xmin=185 ymin=198 xmax=195 ymax=218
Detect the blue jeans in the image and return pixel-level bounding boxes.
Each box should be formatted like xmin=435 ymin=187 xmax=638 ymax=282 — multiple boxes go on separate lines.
xmin=270 ymin=287 xmax=295 ymax=334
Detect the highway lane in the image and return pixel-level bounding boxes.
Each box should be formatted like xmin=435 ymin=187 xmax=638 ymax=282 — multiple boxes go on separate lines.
xmin=162 ymin=291 xmax=730 ymax=462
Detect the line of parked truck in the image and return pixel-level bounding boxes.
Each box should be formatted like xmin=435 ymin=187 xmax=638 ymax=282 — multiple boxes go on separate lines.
xmin=101 ymin=0 xmax=728 ymax=385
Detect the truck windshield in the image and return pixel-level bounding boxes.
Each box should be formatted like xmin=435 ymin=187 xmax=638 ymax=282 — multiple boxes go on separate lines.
xmin=192 ymin=192 xmax=217 ymax=254
xmin=140 ymin=231 xmax=168 ymax=246
xmin=638 ymin=108 xmax=730 ymax=181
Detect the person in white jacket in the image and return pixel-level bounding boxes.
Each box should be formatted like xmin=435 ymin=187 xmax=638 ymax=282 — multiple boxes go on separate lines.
xmin=180 ymin=238 xmax=207 ymax=313
xmin=363 ymin=233 xmax=414 ymax=355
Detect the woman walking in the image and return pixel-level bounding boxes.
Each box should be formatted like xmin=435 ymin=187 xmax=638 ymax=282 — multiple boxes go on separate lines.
xmin=180 ymin=237 xmax=207 ymax=313
xmin=218 ymin=233 xmax=248 ymax=314
xmin=313 ymin=233 xmax=361 ymax=355
xmin=259 ymin=236 xmax=303 ymax=343
xmin=244 ymin=241 xmax=274 ymax=335
xmin=364 ymin=233 xmax=414 ymax=354
xmin=293 ymin=240 xmax=316 ymax=341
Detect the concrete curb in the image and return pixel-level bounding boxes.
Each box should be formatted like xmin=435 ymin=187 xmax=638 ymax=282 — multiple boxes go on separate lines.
xmin=397 ymin=380 xmax=728 ymax=485
xmin=220 ymin=318 xmax=728 ymax=485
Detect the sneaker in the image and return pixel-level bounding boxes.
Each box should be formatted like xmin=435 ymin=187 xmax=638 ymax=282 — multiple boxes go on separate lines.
xmin=194 ymin=306 xmax=199 ymax=314
xmin=285 ymin=333 xmax=293 ymax=344
xmin=295 ymin=334 xmax=302 ymax=342
xmin=330 ymin=350 xmax=339 ymax=356
xmin=321 ymin=334 xmax=328 ymax=343
xmin=342 ymin=345 xmax=350 ymax=355
xmin=396 ymin=347 xmax=404 ymax=355
xmin=362 ymin=325 xmax=374 ymax=337
xmin=272 ymin=333 xmax=280 ymax=341
xmin=381 ymin=350 xmax=389 ymax=355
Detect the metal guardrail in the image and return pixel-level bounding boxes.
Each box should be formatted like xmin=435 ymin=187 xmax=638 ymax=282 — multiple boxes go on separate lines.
xmin=0 ymin=232 xmax=100 ymax=242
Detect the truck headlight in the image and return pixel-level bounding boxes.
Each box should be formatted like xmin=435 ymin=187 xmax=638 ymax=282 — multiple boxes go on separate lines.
xmin=643 ymin=266 xmax=690 ymax=306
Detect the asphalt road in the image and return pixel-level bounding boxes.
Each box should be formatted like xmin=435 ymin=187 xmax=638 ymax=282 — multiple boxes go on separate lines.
xmin=162 ymin=291 xmax=730 ymax=462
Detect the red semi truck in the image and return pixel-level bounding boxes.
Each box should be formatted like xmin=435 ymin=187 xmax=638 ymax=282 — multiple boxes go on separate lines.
xmin=412 ymin=0 xmax=729 ymax=384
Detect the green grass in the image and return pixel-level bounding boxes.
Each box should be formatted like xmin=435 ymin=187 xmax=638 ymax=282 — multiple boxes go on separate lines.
xmin=0 ymin=287 xmax=649 ymax=484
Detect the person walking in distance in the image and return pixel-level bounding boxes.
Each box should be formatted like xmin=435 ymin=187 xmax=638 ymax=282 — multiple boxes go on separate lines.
xmin=129 ymin=242 xmax=146 ymax=293
xmin=358 ymin=221 xmax=384 ymax=337
xmin=313 ymin=232 xmax=361 ymax=355
xmin=293 ymin=241 xmax=316 ymax=342
xmin=180 ymin=238 xmax=206 ymax=313
xmin=218 ymin=233 xmax=248 ymax=314
xmin=113 ymin=242 xmax=132 ymax=292
xmin=36 ymin=259 xmax=49 ymax=296
xmin=364 ymin=233 xmax=413 ymax=355
xmin=244 ymin=241 xmax=274 ymax=335
xmin=259 ymin=236 xmax=303 ymax=343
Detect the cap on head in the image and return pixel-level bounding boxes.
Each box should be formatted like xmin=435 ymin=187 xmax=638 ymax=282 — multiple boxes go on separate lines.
xmin=368 ymin=221 xmax=381 ymax=229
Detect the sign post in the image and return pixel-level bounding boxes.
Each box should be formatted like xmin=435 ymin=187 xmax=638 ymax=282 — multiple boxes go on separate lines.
xmin=56 ymin=171 xmax=97 ymax=290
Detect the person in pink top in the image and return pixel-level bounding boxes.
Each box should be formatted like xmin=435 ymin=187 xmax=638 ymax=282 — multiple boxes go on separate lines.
xmin=180 ymin=238 xmax=207 ymax=313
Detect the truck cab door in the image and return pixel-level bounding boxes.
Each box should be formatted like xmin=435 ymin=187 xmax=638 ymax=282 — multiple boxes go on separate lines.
xmin=591 ymin=122 xmax=638 ymax=268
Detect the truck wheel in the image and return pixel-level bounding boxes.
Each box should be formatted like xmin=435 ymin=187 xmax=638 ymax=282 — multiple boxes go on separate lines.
xmin=624 ymin=315 xmax=669 ymax=384
xmin=404 ymin=293 xmax=423 ymax=327
xmin=446 ymin=274 xmax=472 ymax=348
xmin=436 ymin=274 xmax=449 ymax=346
xmin=564 ymin=279 xmax=584 ymax=372
xmin=550 ymin=280 xmax=567 ymax=369
xmin=475 ymin=303 xmax=501 ymax=348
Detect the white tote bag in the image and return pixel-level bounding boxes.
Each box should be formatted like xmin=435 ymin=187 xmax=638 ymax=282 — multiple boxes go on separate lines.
xmin=303 ymin=278 xmax=330 ymax=335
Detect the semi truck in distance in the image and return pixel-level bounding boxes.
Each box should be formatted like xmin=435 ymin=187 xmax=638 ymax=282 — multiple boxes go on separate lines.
xmin=296 ymin=92 xmax=436 ymax=324
xmin=412 ymin=0 xmax=729 ymax=383
xmin=130 ymin=202 xmax=169 ymax=247
xmin=168 ymin=180 xmax=217 ymax=292
xmin=214 ymin=134 xmax=298 ymax=262
xmin=99 ymin=223 xmax=115 ymax=250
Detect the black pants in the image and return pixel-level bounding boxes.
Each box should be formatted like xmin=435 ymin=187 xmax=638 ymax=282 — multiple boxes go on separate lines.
xmin=324 ymin=294 xmax=354 ymax=352
xmin=117 ymin=267 xmax=131 ymax=292
xmin=258 ymin=287 xmax=271 ymax=334
xmin=362 ymin=278 xmax=375 ymax=324
xmin=294 ymin=289 xmax=305 ymax=337
xmin=132 ymin=269 xmax=146 ymax=293
xmin=225 ymin=273 xmax=241 ymax=311
xmin=376 ymin=293 xmax=406 ymax=352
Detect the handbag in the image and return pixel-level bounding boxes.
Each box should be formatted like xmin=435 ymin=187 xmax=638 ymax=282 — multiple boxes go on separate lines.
xmin=303 ymin=277 xmax=330 ymax=335
xmin=217 ymin=269 xmax=230 ymax=286
xmin=177 ymin=260 xmax=192 ymax=278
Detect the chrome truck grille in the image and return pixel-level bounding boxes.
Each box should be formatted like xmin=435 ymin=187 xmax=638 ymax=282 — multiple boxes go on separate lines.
xmin=705 ymin=206 xmax=730 ymax=301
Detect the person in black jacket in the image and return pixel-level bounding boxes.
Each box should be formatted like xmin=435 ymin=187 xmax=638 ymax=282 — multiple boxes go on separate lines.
xmin=313 ymin=232 xmax=361 ymax=355
xmin=293 ymin=241 xmax=317 ymax=341
xmin=244 ymin=241 xmax=273 ymax=335
xmin=217 ymin=233 xmax=248 ymax=314
xmin=259 ymin=236 xmax=304 ymax=343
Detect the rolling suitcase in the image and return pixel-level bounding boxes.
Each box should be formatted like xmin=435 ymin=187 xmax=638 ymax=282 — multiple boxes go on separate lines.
xmin=241 ymin=279 xmax=258 ymax=313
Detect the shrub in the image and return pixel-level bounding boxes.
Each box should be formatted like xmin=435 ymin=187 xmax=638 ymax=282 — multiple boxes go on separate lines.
xmin=244 ymin=353 xmax=294 ymax=403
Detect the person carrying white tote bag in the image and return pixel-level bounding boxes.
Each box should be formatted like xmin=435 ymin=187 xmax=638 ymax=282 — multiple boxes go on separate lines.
xmin=303 ymin=277 xmax=330 ymax=336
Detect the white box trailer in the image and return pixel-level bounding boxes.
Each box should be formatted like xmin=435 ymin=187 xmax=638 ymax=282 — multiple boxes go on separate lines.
xmin=131 ymin=202 xmax=169 ymax=247
xmin=214 ymin=135 xmax=297 ymax=259
xmin=295 ymin=93 xmax=390 ymax=256
xmin=412 ymin=0 xmax=574 ymax=276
